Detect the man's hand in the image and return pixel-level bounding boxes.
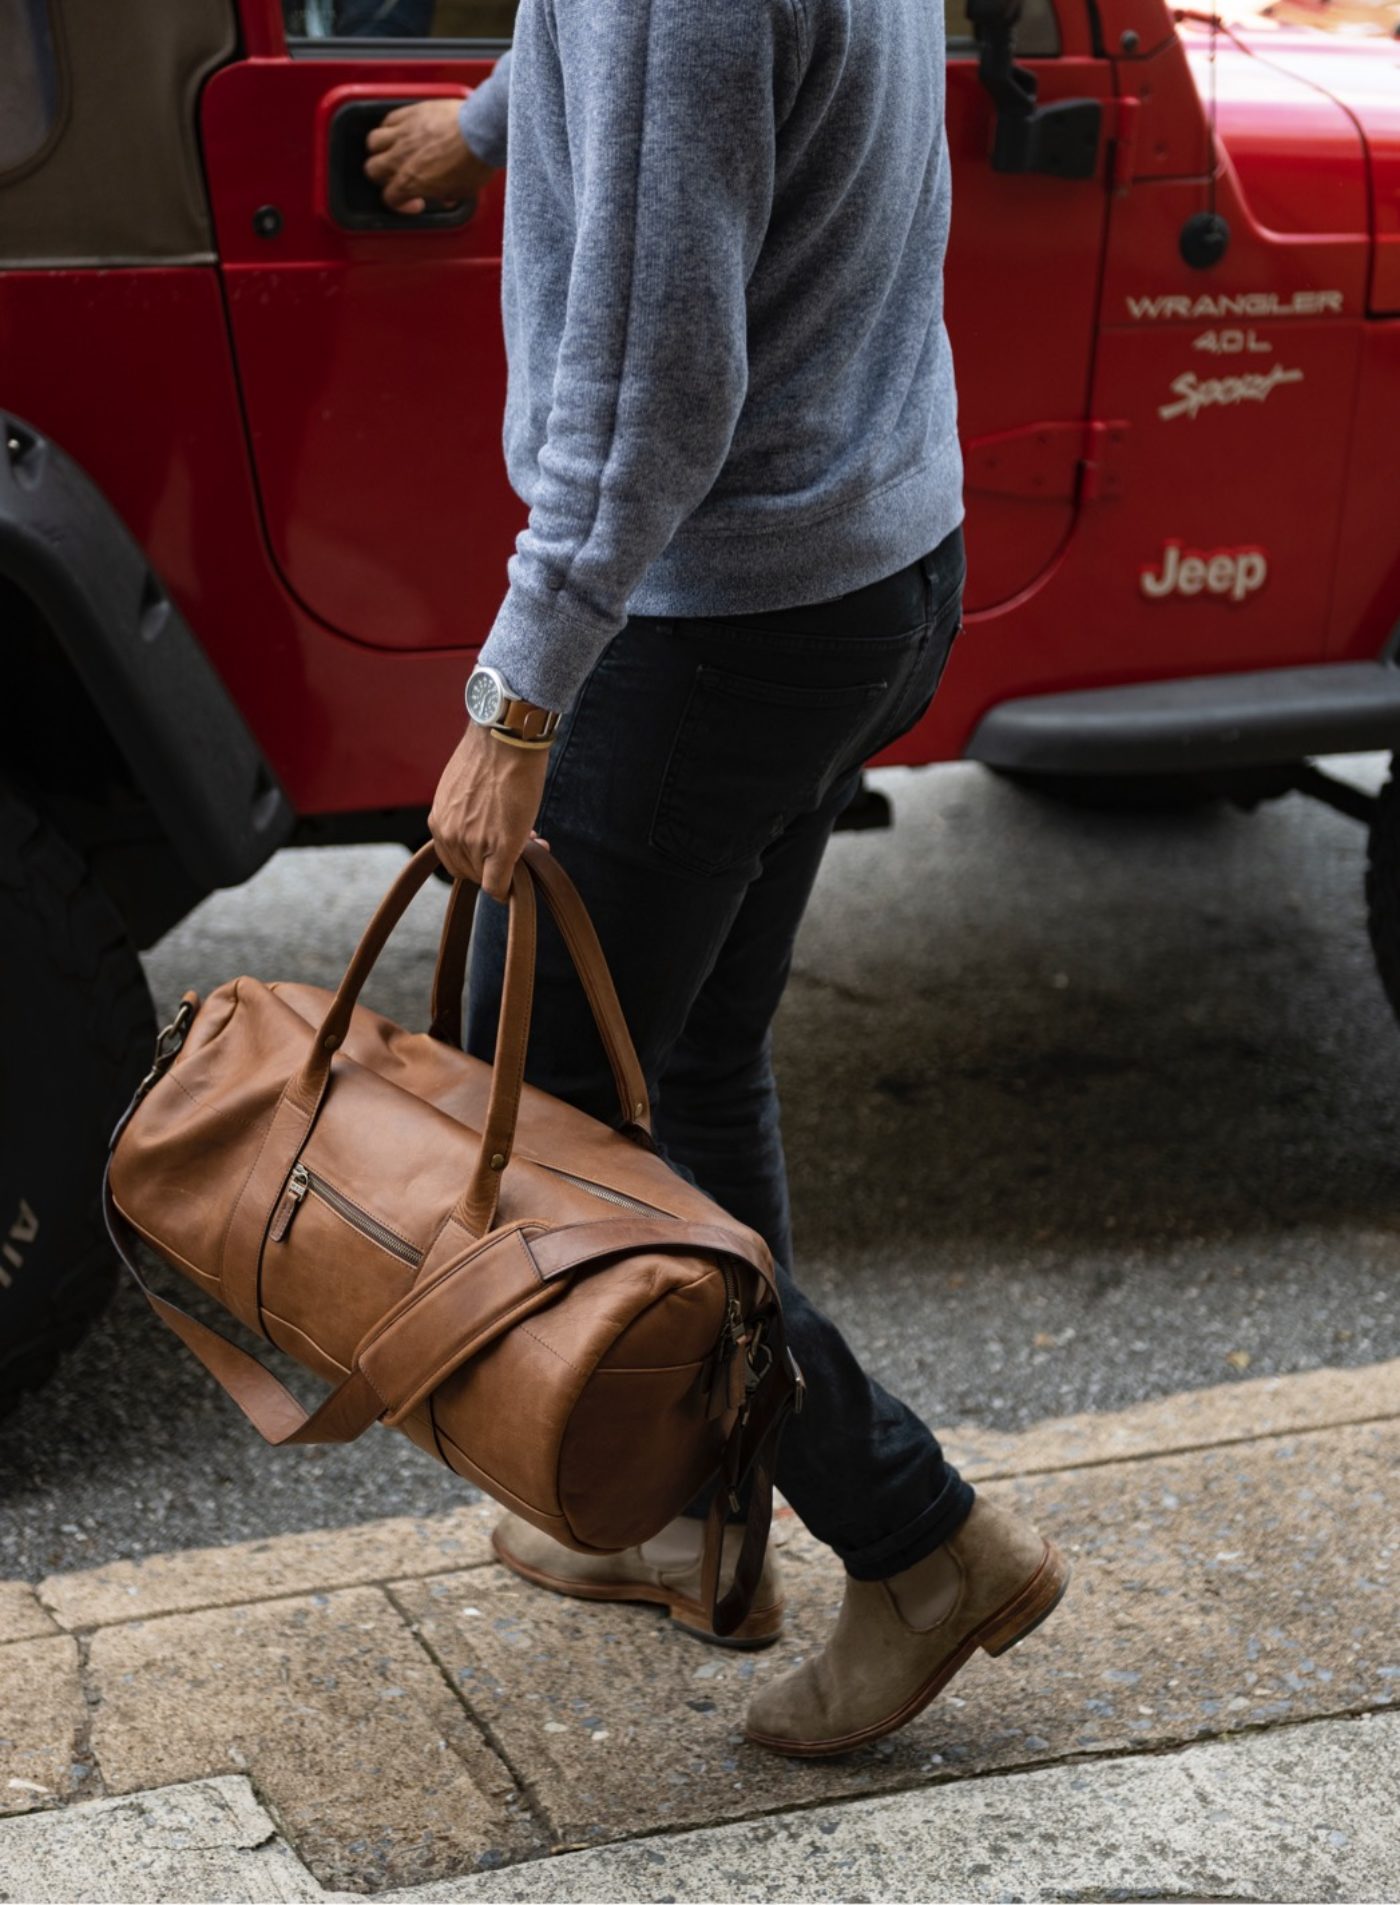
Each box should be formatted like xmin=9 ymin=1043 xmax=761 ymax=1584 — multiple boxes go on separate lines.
xmin=429 ymin=721 xmax=550 ymax=900
xmin=364 ymin=101 xmax=496 ymax=216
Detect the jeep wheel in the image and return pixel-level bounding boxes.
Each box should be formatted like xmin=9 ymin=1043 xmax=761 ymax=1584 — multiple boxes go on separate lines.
xmin=1366 ymin=763 xmax=1400 ymax=1028
xmin=0 ymin=789 xmax=154 ymax=1420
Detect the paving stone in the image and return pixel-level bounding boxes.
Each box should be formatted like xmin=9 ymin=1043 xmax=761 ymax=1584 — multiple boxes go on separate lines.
xmin=389 ymin=1709 xmax=1400 ymax=1903
xmin=85 ymin=1586 xmax=540 ymax=1893
xmin=40 ymin=1504 xmax=496 ymax=1633
xmin=0 ymin=1775 xmax=324 ymax=1903
xmin=395 ymin=1421 xmax=1400 ymax=1848
xmin=0 ymin=1582 xmax=56 ymax=1645
xmin=946 ymin=1355 xmax=1400 ymax=1481
xmin=0 ymin=1634 xmax=91 ymax=1815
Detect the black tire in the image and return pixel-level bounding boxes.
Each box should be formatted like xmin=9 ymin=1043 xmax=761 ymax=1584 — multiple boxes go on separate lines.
xmin=989 ymin=766 xmax=1218 ymax=814
xmin=1366 ymin=764 xmax=1400 ymax=1026
xmin=0 ymin=789 xmax=155 ymax=1420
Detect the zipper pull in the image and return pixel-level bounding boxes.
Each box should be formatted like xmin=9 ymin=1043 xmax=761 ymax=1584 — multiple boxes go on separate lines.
xmin=724 ymin=1299 xmax=752 ymax=1413
xmin=706 ymin=1301 xmax=748 ymax=1421
xmin=269 ymin=1164 xmax=310 ymax=1244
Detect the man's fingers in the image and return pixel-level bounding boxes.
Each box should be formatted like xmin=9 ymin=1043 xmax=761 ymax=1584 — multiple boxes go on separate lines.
xmin=428 ymin=824 xmax=480 ymax=886
xmin=479 ymin=857 xmax=513 ymax=904
xmin=363 ymin=151 xmax=428 ymax=214
xmin=379 ymin=105 xmax=411 ymax=128
xmin=365 ymin=126 xmax=396 ymax=154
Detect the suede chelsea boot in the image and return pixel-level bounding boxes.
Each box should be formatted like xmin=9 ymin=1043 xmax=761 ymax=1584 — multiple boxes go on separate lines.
xmin=493 ymin=1512 xmax=785 ymax=1649
xmin=745 ymin=1495 xmax=1068 ymax=1755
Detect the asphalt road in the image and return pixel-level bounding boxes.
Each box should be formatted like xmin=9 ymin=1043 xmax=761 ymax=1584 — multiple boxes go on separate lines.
xmin=5 ymin=757 xmax=1399 ymax=1580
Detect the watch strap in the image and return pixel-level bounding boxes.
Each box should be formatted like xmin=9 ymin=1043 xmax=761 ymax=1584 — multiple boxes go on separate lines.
xmin=497 ymin=698 xmax=561 ymax=743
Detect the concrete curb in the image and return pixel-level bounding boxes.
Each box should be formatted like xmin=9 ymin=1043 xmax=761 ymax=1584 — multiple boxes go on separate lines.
xmin=3 ymin=1713 xmax=1395 ymax=1904
xmin=372 ymin=1709 xmax=1400 ymax=1904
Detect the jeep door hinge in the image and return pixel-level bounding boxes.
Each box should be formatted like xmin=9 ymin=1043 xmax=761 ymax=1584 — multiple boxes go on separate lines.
xmin=1077 ymin=420 xmax=1130 ymax=504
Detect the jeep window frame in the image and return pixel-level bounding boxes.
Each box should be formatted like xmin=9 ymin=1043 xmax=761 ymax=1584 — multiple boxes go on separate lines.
xmin=0 ymin=0 xmax=68 ymax=184
xmin=947 ymin=0 xmax=1063 ymax=59
xmin=275 ymin=0 xmax=1063 ymax=61
xmin=280 ymin=0 xmax=516 ymax=54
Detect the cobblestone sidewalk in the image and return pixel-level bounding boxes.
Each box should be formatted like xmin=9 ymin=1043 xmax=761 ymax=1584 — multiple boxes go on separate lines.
xmin=3 ymin=1360 xmax=1398 ymax=1901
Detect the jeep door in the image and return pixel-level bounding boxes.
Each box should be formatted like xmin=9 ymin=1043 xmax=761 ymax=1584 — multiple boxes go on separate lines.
xmin=201 ymin=1 xmax=520 ymax=655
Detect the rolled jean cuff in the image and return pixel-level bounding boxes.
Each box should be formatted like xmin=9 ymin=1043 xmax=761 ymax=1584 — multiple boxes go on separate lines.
xmin=839 ymin=1472 xmax=976 ymax=1582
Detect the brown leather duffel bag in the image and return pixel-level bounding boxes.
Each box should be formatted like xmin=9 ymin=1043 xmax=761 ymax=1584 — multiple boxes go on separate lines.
xmin=104 ymin=841 xmax=800 ymax=1634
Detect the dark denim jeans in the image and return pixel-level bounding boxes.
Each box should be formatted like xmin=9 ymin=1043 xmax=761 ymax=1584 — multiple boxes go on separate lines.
xmin=467 ymin=526 xmax=974 ymax=1580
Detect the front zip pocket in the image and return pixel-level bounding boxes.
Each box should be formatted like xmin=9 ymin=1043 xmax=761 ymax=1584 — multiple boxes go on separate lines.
xmin=269 ymin=1163 xmax=422 ymax=1267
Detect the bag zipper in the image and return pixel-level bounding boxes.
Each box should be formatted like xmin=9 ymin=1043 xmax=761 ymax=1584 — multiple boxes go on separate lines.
xmin=538 ymin=1163 xmax=749 ymax=1402
xmin=269 ymin=1163 xmax=422 ymax=1267
xmin=535 ymin=1165 xmax=746 ymax=1318
xmin=537 ymin=1162 xmax=674 ymax=1219
xmin=535 ymin=1161 xmax=751 ymax=1350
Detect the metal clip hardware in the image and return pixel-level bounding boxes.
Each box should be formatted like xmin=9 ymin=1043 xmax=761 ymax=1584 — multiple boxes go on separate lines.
xmin=137 ymin=999 xmax=196 ymax=1098
xmin=743 ymin=1318 xmax=772 ymax=1390
xmin=788 ymin=1349 xmax=806 ymax=1417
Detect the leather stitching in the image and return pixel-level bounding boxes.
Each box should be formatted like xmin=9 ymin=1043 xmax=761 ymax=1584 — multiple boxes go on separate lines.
xmin=516 ymin=1323 xmax=587 ymax=1376
xmin=358 ymin=1225 xmax=526 ymax=1350
xmin=384 ymin=1288 xmax=563 ymax=1419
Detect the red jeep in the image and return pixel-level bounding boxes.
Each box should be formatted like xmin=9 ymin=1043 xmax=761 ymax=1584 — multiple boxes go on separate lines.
xmin=4 ymin=0 xmax=1400 ymax=1408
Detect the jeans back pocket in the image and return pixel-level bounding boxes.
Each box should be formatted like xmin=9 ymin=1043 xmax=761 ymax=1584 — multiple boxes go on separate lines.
xmin=649 ymin=665 xmax=888 ymax=878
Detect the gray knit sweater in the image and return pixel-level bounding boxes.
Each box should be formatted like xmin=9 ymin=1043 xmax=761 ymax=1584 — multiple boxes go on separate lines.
xmin=459 ymin=1 xmax=961 ymax=711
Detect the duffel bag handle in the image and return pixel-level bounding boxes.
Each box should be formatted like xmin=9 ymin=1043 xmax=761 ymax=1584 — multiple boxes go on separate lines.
xmin=295 ymin=840 xmax=650 ymax=1237
xmin=429 ymin=845 xmax=652 ymax=1145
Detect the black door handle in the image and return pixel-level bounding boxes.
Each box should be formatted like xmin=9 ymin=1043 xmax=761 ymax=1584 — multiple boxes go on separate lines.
xmin=327 ymin=99 xmax=476 ymax=232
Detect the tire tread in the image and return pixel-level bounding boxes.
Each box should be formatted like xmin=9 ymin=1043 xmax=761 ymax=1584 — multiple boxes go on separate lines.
xmin=0 ymin=790 xmax=154 ymax=1419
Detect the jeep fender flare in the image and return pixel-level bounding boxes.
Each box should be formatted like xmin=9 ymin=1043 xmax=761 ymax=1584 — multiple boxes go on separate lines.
xmin=1 ymin=412 xmax=292 ymax=888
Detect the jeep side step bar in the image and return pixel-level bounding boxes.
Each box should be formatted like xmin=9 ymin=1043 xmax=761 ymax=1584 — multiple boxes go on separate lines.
xmin=966 ymin=661 xmax=1400 ymax=776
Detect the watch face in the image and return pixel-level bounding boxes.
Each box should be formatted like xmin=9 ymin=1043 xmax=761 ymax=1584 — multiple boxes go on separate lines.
xmin=466 ymin=669 xmax=505 ymax=726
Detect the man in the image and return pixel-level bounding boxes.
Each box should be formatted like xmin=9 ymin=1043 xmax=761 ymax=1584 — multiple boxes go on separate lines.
xmin=365 ymin=0 xmax=1067 ymax=1758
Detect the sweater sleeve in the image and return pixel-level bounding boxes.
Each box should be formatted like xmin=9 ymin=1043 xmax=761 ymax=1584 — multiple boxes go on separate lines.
xmin=458 ymin=49 xmax=511 ymax=168
xmin=475 ymin=2 xmax=791 ymax=711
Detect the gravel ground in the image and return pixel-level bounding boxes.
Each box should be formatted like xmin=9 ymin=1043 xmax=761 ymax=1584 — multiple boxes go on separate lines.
xmin=4 ymin=756 xmax=1398 ymax=1579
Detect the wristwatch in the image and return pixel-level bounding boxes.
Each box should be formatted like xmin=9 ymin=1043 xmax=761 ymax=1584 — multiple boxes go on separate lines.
xmin=464 ymin=666 xmax=561 ymax=747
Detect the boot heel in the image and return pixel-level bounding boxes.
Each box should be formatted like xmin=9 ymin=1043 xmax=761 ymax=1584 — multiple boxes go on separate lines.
xmin=670 ymin=1597 xmax=786 ymax=1652
xmin=980 ymin=1544 xmax=1070 ymax=1658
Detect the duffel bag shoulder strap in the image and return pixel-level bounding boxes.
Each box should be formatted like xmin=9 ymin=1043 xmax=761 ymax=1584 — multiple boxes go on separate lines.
xmin=703 ymin=1303 xmax=803 ymax=1639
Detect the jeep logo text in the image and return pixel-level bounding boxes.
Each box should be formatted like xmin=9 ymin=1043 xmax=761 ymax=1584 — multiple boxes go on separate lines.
xmin=1140 ymin=542 xmax=1268 ymax=604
